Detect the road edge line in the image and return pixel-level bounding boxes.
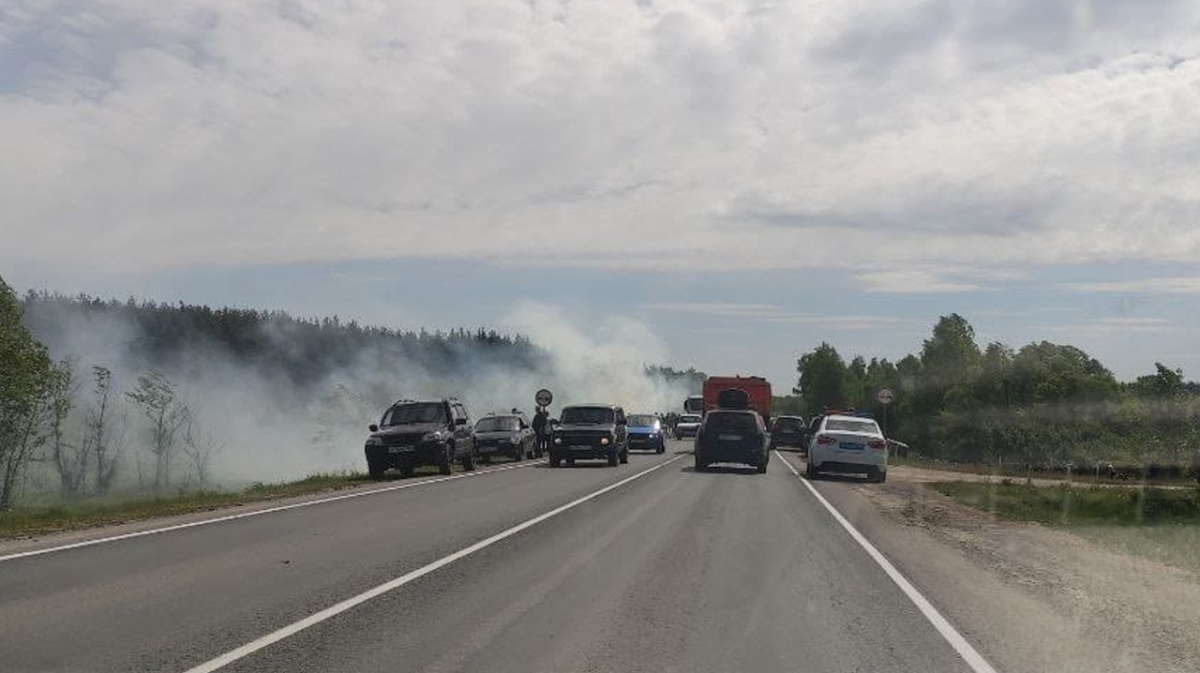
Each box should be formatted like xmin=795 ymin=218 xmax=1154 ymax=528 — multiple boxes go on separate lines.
xmin=0 ymin=461 xmax=536 ymax=564
xmin=774 ymin=450 xmax=1000 ymax=673
xmin=181 ymin=453 xmax=685 ymax=673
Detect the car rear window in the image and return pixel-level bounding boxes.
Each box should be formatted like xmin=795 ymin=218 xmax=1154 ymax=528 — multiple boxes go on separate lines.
xmin=775 ymin=418 xmax=803 ymax=432
xmin=475 ymin=416 xmax=519 ymax=432
xmin=705 ymin=412 xmax=758 ymax=434
xmin=824 ymin=418 xmax=880 ymax=434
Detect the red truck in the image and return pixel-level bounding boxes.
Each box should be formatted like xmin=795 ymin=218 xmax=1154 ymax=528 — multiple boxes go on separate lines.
xmin=702 ymin=376 xmax=772 ymax=426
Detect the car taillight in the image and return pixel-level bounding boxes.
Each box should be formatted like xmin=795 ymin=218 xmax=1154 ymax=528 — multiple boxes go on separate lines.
xmin=868 ymin=439 xmax=886 ymax=449
xmin=816 ymin=435 xmax=837 ymax=445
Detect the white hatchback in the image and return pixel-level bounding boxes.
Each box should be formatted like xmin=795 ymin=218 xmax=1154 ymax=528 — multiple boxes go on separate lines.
xmin=806 ymin=415 xmax=888 ymax=482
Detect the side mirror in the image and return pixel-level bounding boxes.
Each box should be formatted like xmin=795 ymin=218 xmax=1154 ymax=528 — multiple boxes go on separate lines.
xmin=368 ymin=424 xmax=379 ymax=432
xmin=456 ymin=418 xmax=468 ymax=426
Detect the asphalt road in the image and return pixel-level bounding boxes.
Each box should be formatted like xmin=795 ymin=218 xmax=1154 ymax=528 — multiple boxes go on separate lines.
xmin=1 ymin=441 xmax=988 ymax=673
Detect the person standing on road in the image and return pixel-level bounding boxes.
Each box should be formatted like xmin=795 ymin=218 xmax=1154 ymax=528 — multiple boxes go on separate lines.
xmin=533 ymin=407 xmax=550 ymax=456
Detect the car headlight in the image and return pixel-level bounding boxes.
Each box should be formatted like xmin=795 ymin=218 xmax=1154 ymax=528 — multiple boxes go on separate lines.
xmin=600 ymin=437 xmax=610 ymax=445
xmin=422 ymin=431 xmax=444 ymax=442
xmin=554 ymin=437 xmax=562 ymax=445
xmin=365 ymin=436 xmax=383 ymax=446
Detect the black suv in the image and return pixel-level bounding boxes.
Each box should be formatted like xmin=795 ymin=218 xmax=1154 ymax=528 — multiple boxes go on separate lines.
xmin=770 ymin=415 xmax=807 ymax=452
xmin=694 ymin=409 xmax=769 ymax=474
xmin=550 ymin=404 xmax=629 ymax=467
xmin=364 ymin=398 xmax=477 ymax=478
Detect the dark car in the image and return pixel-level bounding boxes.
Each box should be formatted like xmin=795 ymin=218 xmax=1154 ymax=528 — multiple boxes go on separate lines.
xmin=550 ymin=404 xmax=629 ymax=467
xmin=627 ymin=413 xmax=666 ymax=454
xmin=770 ymin=415 xmax=807 ymax=451
xmin=474 ymin=413 xmax=537 ymax=462
xmin=694 ymin=409 xmax=769 ymax=474
xmin=364 ymin=398 xmax=477 ymax=479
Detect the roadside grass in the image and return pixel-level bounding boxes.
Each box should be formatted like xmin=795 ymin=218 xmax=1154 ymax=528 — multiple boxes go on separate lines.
xmin=0 ymin=471 xmax=373 ymax=539
xmin=894 ymin=455 xmax=1191 ymax=487
xmin=930 ymin=480 xmax=1200 ymax=575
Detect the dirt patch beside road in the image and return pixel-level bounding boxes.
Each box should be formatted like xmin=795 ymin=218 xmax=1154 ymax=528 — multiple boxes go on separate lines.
xmin=782 ymin=454 xmax=1200 ymax=673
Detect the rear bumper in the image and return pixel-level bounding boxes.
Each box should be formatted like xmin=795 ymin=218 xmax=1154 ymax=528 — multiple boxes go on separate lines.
xmin=810 ymin=447 xmax=887 ymax=471
xmin=696 ymin=442 xmax=767 ymax=467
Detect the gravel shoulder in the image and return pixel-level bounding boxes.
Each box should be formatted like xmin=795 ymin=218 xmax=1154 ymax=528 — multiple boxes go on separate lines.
xmin=780 ymin=452 xmax=1200 ymax=673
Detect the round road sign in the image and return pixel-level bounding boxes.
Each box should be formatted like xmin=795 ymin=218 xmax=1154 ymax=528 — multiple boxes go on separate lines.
xmin=877 ymin=388 xmax=895 ymax=405
xmin=535 ymin=389 xmax=553 ymax=407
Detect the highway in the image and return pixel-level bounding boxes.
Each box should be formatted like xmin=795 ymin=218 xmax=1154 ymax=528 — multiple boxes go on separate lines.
xmin=0 ymin=441 xmax=993 ymax=673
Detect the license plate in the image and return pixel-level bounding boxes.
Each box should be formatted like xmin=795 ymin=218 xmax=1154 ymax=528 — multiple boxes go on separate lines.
xmin=388 ymin=446 xmax=412 ymax=454
xmin=719 ymin=434 xmax=743 ymax=441
xmin=840 ymin=442 xmax=864 ymax=450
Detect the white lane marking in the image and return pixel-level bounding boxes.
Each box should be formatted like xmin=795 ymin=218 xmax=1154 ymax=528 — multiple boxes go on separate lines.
xmin=182 ymin=453 xmax=685 ymax=673
xmin=0 ymin=461 xmax=537 ymax=564
xmin=775 ymin=451 xmax=1000 ymax=673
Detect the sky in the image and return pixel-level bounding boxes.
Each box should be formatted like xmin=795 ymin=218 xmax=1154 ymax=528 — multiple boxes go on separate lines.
xmin=3 ymin=0 xmax=1200 ymax=389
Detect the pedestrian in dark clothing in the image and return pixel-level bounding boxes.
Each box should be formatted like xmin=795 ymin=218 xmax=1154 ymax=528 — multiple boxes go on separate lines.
xmin=533 ymin=408 xmax=550 ymax=456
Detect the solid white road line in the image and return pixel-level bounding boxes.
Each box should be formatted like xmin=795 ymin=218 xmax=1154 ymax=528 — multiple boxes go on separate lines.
xmin=774 ymin=450 xmax=1001 ymax=673
xmin=0 ymin=461 xmax=537 ymax=564
xmin=182 ymin=453 xmax=685 ymax=673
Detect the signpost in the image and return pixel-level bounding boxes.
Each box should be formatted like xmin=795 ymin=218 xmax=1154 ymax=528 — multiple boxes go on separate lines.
xmin=535 ymin=388 xmax=553 ymax=410
xmin=877 ymin=388 xmax=895 ymax=438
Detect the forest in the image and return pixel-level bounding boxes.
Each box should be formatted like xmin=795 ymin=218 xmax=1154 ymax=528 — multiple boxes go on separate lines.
xmin=793 ymin=314 xmax=1200 ymax=473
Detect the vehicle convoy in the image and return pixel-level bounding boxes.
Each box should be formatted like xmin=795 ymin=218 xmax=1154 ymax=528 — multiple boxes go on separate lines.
xmin=550 ymin=404 xmax=629 ymax=467
xmin=694 ymin=409 xmax=770 ymax=473
xmin=474 ymin=413 xmax=537 ymax=462
xmin=702 ymin=375 xmax=772 ymax=426
xmin=770 ymin=415 xmax=807 ymax=451
xmin=674 ymin=413 xmax=702 ymax=439
xmin=364 ymin=398 xmax=477 ymax=478
xmin=626 ymin=414 xmax=666 ymax=454
xmin=806 ymin=414 xmax=889 ymax=482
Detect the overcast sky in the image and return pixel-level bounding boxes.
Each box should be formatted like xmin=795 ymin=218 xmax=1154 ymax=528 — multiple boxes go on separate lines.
xmin=4 ymin=0 xmax=1200 ymax=388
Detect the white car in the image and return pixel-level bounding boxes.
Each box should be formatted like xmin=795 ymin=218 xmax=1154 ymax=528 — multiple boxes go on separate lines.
xmin=806 ymin=414 xmax=888 ymax=482
xmin=674 ymin=414 xmax=702 ymax=439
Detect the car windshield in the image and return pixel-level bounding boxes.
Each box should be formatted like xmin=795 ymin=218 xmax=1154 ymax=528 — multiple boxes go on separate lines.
xmin=680 ymin=415 xmax=701 ymax=424
xmin=475 ymin=417 xmax=519 ymax=432
xmin=382 ymin=403 xmax=446 ymax=426
xmin=628 ymin=415 xmax=658 ymax=427
xmin=825 ymin=419 xmax=880 ymax=435
xmin=775 ymin=418 xmax=803 ymax=432
xmin=561 ymin=407 xmax=614 ymax=425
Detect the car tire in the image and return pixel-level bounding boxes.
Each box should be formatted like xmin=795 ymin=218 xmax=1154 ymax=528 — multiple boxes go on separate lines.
xmin=607 ymin=449 xmax=619 ymax=467
xmin=567 ymin=458 xmax=576 ymax=467
xmin=876 ymin=469 xmax=887 ymax=483
xmin=549 ymin=454 xmax=561 ymax=468
xmin=367 ymin=459 xmax=386 ymax=480
xmin=757 ymin=458 xmax=768 ymax=474
xmin=694 ymin=454 xmax=706 ymax=471
xmin=806 ymin=461 xmax=818 ymax=480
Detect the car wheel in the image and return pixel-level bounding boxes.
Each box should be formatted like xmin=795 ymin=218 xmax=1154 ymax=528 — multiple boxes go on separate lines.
xmin=607 ymin=449 xmax=619 ymax=467
xmin=757 ymin=460 xmax=768 ymax=474
xmin=805 ymin=461 xmax=818 ymax=480
xmin=567 ymin=458 xmax=576 ymax=467
xmin=549 ymin=454 xmax=561 ymax=468
xmin=367 ymin=459 xmax=386 ymax=481
xmin=694 ymin=454 xmax=706 ymax=471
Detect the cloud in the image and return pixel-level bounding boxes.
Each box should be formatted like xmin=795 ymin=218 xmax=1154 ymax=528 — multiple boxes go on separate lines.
xmin=645 ymin=302 xmax=922 ymax=330
xmin=1066 ymin=277 xmax=1200 ymax=295
xmin=2 ymin=0 xmax=1200 ymax=288
xmin=1045 ymin=317 xmax=1177 ymax=335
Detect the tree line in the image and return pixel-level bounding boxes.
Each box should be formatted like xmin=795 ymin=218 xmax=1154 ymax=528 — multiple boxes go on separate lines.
xmin=794 ymin=314 xmax=1200 ymax=470
xmin=1 ymin=278 xmax=544 ymax=507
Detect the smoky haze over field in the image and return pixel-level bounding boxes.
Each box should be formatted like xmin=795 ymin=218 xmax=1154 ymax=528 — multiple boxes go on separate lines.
xmin=20 ymin=296 xmax=692 ymax=488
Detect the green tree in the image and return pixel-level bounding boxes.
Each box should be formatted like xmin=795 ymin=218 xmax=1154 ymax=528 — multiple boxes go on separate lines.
xmin=125 ymin=370 xmax=188 ymax=491
xmin=796 ymin=343 xmax=847 ymax=417
xmin=0 ymin=275 xmax=55 ymax=508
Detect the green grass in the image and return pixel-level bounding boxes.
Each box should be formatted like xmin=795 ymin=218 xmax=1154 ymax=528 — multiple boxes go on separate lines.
xmin=930 ymin=481 xmax=1200 ymax=575
xmin=893 ymin=455 xmax=1192 ymax=487
xmin=0 ymin=471 xmax=374 ymax=539
xmin=929 ymin=481 xmax=1200 ymax=527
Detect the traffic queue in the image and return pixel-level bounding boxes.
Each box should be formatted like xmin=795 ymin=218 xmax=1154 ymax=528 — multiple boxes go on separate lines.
xmin=363 ymin=377 xmax=892 ymax=482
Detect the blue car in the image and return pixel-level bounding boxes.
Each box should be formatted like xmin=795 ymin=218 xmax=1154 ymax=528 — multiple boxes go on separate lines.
xmin=626 ymin=414 xmax=666 ymax=454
